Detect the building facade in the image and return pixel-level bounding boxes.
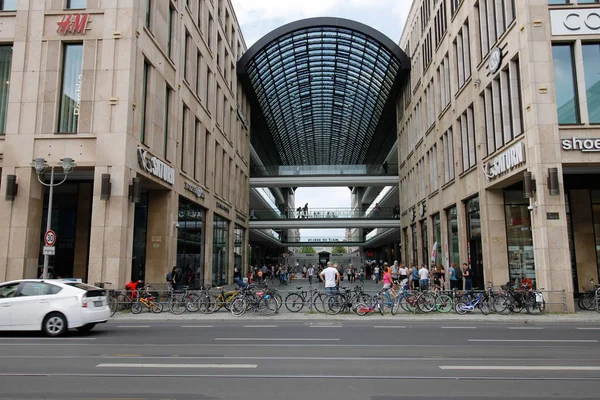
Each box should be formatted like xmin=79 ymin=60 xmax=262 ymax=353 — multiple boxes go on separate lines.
xmin=0 ymin=0 xmax=251 ymax=287
xmin=397 ymin=0 xmax=600 ymax=309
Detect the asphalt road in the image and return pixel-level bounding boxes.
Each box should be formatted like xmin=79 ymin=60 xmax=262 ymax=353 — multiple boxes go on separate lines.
xmin=0 ymin=321 xmax=599 ymax=400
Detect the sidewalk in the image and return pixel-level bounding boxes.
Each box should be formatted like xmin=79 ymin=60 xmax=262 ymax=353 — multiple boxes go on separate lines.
xmin=111 ymin=277 xmax=600 ymax=323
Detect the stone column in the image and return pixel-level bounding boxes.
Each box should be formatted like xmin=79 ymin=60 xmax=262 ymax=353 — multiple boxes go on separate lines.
xmin=145 ymin=190 xmax=173 ymax=285
xmin=480 ymin=189 xmax=510 ymax=286
xmin=203 ymin=208 xmax=214 ymax=284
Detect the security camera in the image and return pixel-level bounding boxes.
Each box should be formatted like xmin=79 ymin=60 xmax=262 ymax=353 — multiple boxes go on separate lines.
xmin=174 ymin=221 xmax=180 ymax=228
xmin=527 ymin=205 xmax=534 ymax=211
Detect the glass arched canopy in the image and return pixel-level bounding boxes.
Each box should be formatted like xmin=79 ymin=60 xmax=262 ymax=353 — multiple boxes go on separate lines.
xmin=238 ymin=17 xmax=410 ymax=167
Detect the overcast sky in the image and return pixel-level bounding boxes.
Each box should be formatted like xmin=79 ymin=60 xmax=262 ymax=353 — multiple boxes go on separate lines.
xmin=232 ymin=0 xmax=411 ymax=240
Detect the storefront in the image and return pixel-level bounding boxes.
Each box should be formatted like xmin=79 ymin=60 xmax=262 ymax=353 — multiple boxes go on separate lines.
xmin=212 ymin=213 xmax=229 ymax=286
xmin=177 ymin=197 xmax=205 ymax=288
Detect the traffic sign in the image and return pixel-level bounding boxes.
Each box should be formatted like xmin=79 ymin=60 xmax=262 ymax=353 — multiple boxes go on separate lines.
xmin=43 ymin=246 xmax=55 ymax=256
xmin=44 ymin=230 xmax=57 ymax=246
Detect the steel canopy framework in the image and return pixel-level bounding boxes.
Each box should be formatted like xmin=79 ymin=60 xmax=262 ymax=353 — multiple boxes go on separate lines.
xmin=238 ymin=17 xmax=410 ymax=167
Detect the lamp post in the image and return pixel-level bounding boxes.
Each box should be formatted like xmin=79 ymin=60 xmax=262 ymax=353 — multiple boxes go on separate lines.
xmin=31 ymin=157 xmax=76 ymax=279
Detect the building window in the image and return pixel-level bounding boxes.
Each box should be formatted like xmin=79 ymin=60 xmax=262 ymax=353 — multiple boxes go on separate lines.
xmin=145 ymin=0 xmax=151 ymax=30
xmin=443 ymin=128 xmax=455 ymax=183
xmin=450 ymin=0 xmax=464 ymax=16
xmin=193 ymin=118 xmax=200 ymax=180
xmin=0 ymin=0 xmax=16 ymax=10
xmin=505 ymin=189 xmax=535 ymax=286
xmin=434 ymin=1 xmax=447 ymax=48
xmin=58 ymin=43 xmax=83 ymax=133
xmin=428 ymin=144 xmax=438 ymax=193
xmin=421 ymin=219 xmax=428 ymax=267
xmin=167 ymin=5 xmax=175 ymax=60
xmin=483 ymin=58 xmax=524 ymax=155
xmin=459 ymin=105 xmax=476 ymax=171
xmin=181 ymin=105 xmax=189 ymax=172
xmin=204 ymin=130 xmax=211 ymax=187
xmin=212 ymin=214 xmax=229 ymax=285
xmin=552 ymin=44 xmax=580 ymax=124
xmin=432 ymin=213 xmax=441 ymax=267
xmin=582 ymin=43 xmax=600 ymax=124
xmin=411 ymin=224 xmax=418 ymax=266
xmin=438 ymin=54 xmax=451 ymax=112
xmin=140 ymin=61 xmax=150 ymax=143
xmin=66 ymin=0 xmax=86 ymax=9
xmin=177 ymin=198 xmax=205 ymax=288
xmin=447 ymin=206 xmax=459 ymax=266
xmin=184 ymin=31 xmax=191 ymax=82
xmin=163 ymin=86 xmax=172 ymax=159
xmin=0 ymin=46 xmax=12 ymax=134
xmin=234 ymin=225 xmax=245 ymax=275
xmin=454 ymin=21 xmax=471 ymax=91
xmin=478 ymin=0 xmax=516 ymax=57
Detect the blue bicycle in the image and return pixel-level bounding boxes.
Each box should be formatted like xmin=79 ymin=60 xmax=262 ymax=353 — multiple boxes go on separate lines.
xmin=454 ymin=291 xmax=490 ymax=315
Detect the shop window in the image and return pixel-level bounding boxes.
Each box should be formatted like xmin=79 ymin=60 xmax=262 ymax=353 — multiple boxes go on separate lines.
xmin=131 ymin=191 xmax=149 ymax=282
xmin=0 ymin=0 xmax=16 ymax=10
xmin=466 ymin=196 xmax=484 ymax=289
xmin=421 ymin=220 xmax=428 ymax=266
xmin=234 ymin=225 xmax=245 ymax=274
xmin=552 ymin=44 xmax=580 ymax=124
xmin=590 ymin=191 xmax=600 ymax=281
xmin=177 ymin=198 xmax=205 ymax=288
xmin=66 ymin=0 xmax=86 ymax=9
xmin=212 ymin=214 xmax=229 ymax=285
xmin=582 ymin=43 xmax=600 ymax=124
xmin=504 ymin=189 xmax=535 ymax=286
xmin=0 ymin=45 xmax=12 ymax=134
xmin=58 ymin=43 xmax=83 ymax=133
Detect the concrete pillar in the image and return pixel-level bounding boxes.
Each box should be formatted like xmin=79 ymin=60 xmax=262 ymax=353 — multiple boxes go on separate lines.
xmin=480 ymin=189 xmax=510 ymax=286
xmin=145 ymin=190 xmax=173 ymax=285
xmin=203 ymin=208 xmax=214 ymax=284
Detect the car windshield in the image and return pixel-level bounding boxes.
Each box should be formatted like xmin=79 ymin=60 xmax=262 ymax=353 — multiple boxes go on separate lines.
xmin=64 ymin=283 xmax=100 ymax=291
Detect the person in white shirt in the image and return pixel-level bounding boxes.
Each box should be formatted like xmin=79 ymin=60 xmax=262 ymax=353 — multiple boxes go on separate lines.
xmin=374 ymin=265 xmax=381 ymax=283
xmin=319 ymin=261 xmax=340 ymax=295
xmin=307 ymin=264 xmax=315 ymax=285
xmin=418 ymin=264 xmax=430 ymax=291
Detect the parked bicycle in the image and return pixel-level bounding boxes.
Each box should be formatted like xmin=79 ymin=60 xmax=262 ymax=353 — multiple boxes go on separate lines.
xmin=131 ymin=285 xmax=163 ymax=314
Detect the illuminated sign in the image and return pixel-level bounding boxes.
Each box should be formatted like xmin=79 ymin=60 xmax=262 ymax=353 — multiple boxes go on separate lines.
xmin=482 ymin=142 xmax=525 ymax=180
xmin=561 ymin=137 xmax=600 ymax=152
xmin=57 ymin=14 xmax=90 ymax=35
xmin=551 ymin=9 xmax=600 ymax=35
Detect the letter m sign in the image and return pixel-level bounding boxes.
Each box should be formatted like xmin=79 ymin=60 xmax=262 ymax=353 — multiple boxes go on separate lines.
xmin=57 ymin=14 xmax=90 ymax=35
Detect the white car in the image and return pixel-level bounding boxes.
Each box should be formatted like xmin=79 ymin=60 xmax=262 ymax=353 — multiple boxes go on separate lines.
xmin=0 ymin=279 xmax=111 ymax=336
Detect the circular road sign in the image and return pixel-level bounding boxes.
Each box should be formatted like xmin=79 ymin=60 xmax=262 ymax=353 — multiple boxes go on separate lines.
xmin=44 ymin=230 xmax=57 ymax=246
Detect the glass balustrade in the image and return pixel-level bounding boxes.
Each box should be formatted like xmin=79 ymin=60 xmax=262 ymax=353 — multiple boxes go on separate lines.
xmin=250 ymin=163 xmax=399 ymax=177
xmin=249 ymin=207 xmax=401 ymax=220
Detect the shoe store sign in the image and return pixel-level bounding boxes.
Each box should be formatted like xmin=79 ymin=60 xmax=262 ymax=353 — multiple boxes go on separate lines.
xmin=184 ymin=181 xmax=205 ymax=199
xmin=561 ymin=137 xmax=600 ymax=152
xmin=551 ymin=9 xmax=600 ymax=36
xmin=137 ymin=146 xmax=175 ymax=185
xmin=482 ymin=142 xmax=526 ymax=180
xmin=57 ymin=14 xmax=90 ymax=35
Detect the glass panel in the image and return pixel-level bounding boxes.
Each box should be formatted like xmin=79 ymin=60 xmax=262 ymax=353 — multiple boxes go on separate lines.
xmin=433 ymin=213 xmax=442 ymax=266
xmin=548 ymin=0 xmax=570 ymax=3
xmin=58 ymin=44 xmax=83 ymax=133
xmin=0 ymin=45 xmax=12 ymax=134
xmin=447 ymin=206 xmax=460 ymax=265
xmin=145 ymin=0 xmax=151 ymax=29
xmin=552 ymin=44 xmax=580 ymax=124
xmin=421 ymin=220 xmax=428 ymax=266
xmin=592 ymin=193 xmax=600 ymax=282
xmin=141 ymin=62 xmax=149 ymax=143
xmin=411 ymin=224 xmax=418 ymax=266
xmin=177 ymin=198 xmax=204 ymax=288
xmin=212 ymin=214 xmax=229 ymax=285
xmin=0 ymin=0 xmax=17 ymax=10
xmin=67 ymin=0 xmax=86 ymax=9
xmin=582 ymin=43 xmax=600 ymax=124
xmin=234 ymin=225 xmax=245 ymax=276
xmin=131 ymin=191 xmax=149 ymax=282
xmin=506 ymin=203 xmax=535 ymax=287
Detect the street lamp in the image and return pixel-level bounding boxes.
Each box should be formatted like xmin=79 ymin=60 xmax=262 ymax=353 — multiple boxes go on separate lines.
xmin=31 ymin=157 xmax=76 ymax=279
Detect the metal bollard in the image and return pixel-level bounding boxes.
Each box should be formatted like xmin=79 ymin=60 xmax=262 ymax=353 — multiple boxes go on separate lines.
xmin=562 ymin=289 xmax=567 ymax=314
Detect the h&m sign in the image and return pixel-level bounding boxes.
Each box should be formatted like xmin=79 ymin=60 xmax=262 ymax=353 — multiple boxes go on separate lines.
xmin=57 ymin=14 xmax=90 ymax=35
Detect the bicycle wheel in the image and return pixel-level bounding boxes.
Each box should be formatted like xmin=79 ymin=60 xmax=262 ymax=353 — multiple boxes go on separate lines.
xmin=417 ymin=292 xmax=436 ymax=313
xmin=400 ymin=294 xmax=415 ymax=312
xmin=151 ymin=302 xmax=163 ymax=313
xmin=492 ymin=294 xmax=511 ymax=315
xmin=198 ymin=294 xmax=217 ymax=314
xmin=285 ymin=293 xmax=305 ymax=313
xmin=116 ymin=293 xmax=131 ymax=311
xmin=479 ymin=301 xmax=490 ymax=315
xmin=377 ymin=301 xmax=385 ymax=315
xmin=391 ymin=296 xmax=402 ymax=315
xmin=107 ymin=297 xmax=117 ymax=317
xmin=355 ymin=302 xmax=370 ymax=316
xmin=526 ymin=297 xmax=546 ymax=315
xmin=323 ymin=294 xmax=344 ymax=315
xmin=131 ymin=301 xmax=142 ymax=314
xmin=455 ymin=301 xmax=468 ymax=315
xmin=581 ymin=293 xmax=596 ymax=310
xmin=259 ymin=297 xmax=278 ymax=316
xmin=231 ymin=297 xmax=247 ymax=316
xmin=185 ymin=293 xmax=200 ymax=312
xmin=224 ymin=293 xmax=239 ymax=311
xmin=169 ymin=297 xmax=186 ymax=315
xmin=272 ymin=292 xmax=283 ymax=311
xmin=435 ymin=294 xmax=453 ymax=313
xmin=312 ymin=292 xmax=326 ymax=313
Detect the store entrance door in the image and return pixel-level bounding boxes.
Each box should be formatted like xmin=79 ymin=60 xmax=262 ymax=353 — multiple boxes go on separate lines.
xmin=469 ymin=238 xmax=484 ymax=290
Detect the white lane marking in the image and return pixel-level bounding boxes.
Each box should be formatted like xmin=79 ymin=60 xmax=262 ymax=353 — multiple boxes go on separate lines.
xmin=215 ymin=338 xmax=339 ymax=341
xmin=374 ymin=326 xmax=406 ymax=329
xmin=441 ymin=326 xmax=476 ymax=329
xmin=468 ymin=339 xmax=598 ymax=343
xmin=439 ymin=366 xmax=600 ymax=371
xmin=310 ymin=325 xmax=342 ymax=328
xmin=576 ymin=327 xmax=600 ymax=330
xmin=117 ymin=325 xmax=151 ymax=328
xmin=96 ymin=363 xmax=257 ymax=369
xmin=181 ymin=325 xmax=214 ymax=328
xmin=507 ymin=327 xmax=544 ymax=330
xmin=0 ymin=337 xmax=97 ymax=340
xmin=243 ymin=325 xmax=277 ymax=328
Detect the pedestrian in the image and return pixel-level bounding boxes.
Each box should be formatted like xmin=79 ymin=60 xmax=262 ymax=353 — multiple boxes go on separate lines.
xmin=391 ymin=261 xmax=399 ymax=282
xmin=296 ymin=206 xmax=302 ymax=218
xmin=302 ymin=265 xmax=307 ymax=279
xmin=359 ymin=266 xmax=365 ymax=283
xmin=410 ymin=264 xmax=420 ymax=290
xmin=307 ymin=264 xmax=314 ymax=285
xmin=381 ymin=265 xmax=393 ymax=294
xmin=463 ymin=263 xmax=472 ymax=291
xmin=449 ymin=263 xmax=458 ymax=290
xmin=418 ymin=263 xmax=429 ymax=291
xmin=373 ymin=264 xmax=380 ymax=283
xmin=303 ymin=203 xmax=308 ymax=218
xmin=319 ymin=261 xmax=340 ymax=295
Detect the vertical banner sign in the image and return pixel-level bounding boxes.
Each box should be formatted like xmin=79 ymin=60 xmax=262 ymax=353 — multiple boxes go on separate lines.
xmin=467 ymin=241 xmax=471 ymax=268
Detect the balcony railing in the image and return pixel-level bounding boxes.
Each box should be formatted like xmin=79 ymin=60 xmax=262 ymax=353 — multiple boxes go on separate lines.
xmin=249 ymin=207 xmax=401 ymax=220
xmin=250 ymin=164 xmax=399 ymax=178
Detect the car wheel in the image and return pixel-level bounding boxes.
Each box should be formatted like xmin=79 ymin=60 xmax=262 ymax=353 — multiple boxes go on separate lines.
xmin=42 ymin=313 xmax=68 ymax=337
xmin=76 ymin=323 xmax=96 ymax=333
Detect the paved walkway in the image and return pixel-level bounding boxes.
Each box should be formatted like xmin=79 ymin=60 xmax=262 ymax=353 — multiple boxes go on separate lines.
xmin=111 ymin=277 xmax=600 ymax=323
